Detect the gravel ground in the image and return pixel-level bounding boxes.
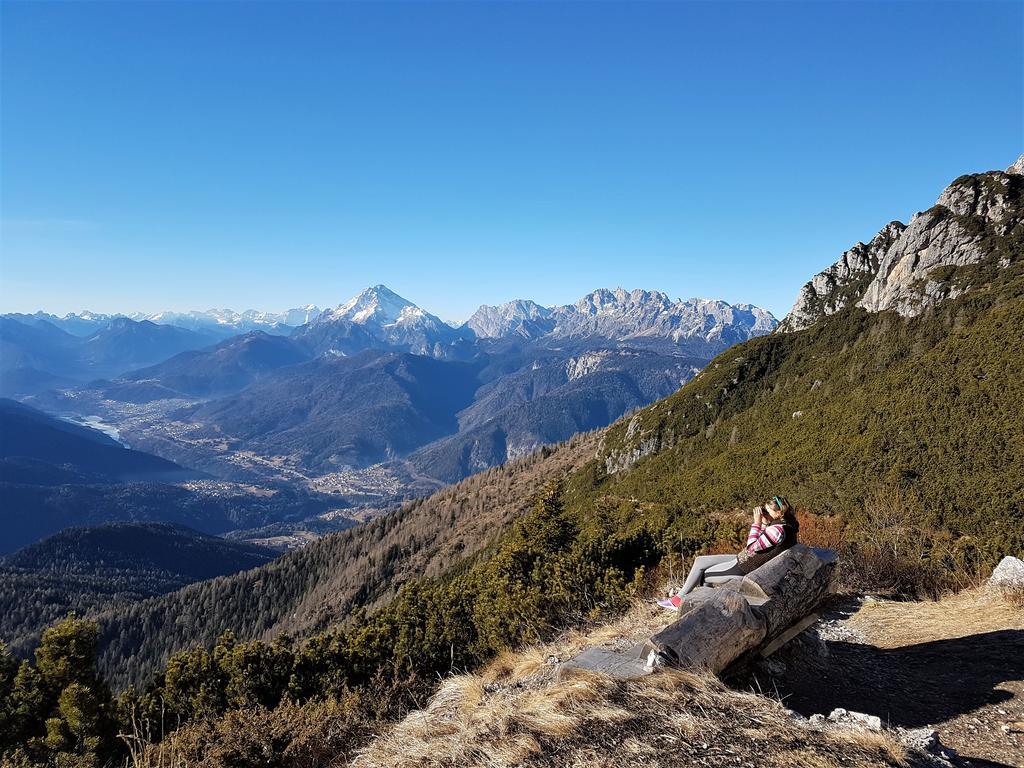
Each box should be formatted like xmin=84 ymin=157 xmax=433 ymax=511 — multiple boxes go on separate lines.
xmin=732 ymin=590 xmax=1024 ymax=768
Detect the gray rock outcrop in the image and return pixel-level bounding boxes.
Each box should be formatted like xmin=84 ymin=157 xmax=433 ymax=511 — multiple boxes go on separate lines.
xmin=778 ymin=222 xmax=904 ymax=332
xmin=780 ymin=155 xmax=1023 ymax=332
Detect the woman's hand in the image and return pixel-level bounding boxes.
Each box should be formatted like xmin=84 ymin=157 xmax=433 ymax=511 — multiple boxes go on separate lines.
xmin=753 ymin=505 xmax=764 ymax=525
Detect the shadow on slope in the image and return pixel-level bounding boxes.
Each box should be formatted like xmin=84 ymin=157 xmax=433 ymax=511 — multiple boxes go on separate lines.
xmin=784 ymin=629 xmax=1023 ymax=728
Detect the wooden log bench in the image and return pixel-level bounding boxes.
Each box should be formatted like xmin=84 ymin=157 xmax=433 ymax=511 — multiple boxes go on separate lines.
xmin=559 ymin=545 xmax=837 ymax=680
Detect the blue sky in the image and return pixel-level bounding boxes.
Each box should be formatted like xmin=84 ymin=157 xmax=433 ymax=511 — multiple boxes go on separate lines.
xmin=1 ymin=1 xmax=1021 ymax=321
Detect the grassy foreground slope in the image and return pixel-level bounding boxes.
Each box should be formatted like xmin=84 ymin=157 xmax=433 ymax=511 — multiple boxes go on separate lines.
xmin=351 ymin=594 xmax=947 ymax=768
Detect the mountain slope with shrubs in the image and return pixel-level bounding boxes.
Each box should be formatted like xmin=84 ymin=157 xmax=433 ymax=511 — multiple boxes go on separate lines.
xmin=87 ymin=433 xmax=600 ymax=689
xmin=592 ymin=160 xmax=1023 ymax=562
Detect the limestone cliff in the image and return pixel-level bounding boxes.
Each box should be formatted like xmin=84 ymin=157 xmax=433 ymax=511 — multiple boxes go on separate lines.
xmin=780 ymin=156 xmax=1023 ymax=332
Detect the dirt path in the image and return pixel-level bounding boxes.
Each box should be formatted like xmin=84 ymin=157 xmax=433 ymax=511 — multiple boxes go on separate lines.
xmin=747 ymin=589 xmax=1024 ymax=767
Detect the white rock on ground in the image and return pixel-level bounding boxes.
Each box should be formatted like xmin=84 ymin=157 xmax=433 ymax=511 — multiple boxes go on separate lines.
xmin=828 ymin=708 xmax=883 ymax=731
xmin=988 ymin=556 xmax=1024 ymax=588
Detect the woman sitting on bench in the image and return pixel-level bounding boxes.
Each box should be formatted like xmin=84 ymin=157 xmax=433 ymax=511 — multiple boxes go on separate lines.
xmin=680 ymin=496 xmax=798 ymax=595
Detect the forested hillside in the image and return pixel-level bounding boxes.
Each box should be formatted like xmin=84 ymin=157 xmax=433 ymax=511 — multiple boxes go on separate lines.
xmin=88 ymin=432 xmax=600 ymax=688
xmin=0 ymin=523 xmax=274 ymax=656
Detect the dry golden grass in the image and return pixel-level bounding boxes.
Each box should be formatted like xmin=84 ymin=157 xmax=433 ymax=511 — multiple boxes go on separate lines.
xmin=351 ymin=593 xmax=925 ymax=768
xmin=849 ymin=586 xmax=1024 ymax=649
xmin=999 ymin=583 xmax=1024 ymax=609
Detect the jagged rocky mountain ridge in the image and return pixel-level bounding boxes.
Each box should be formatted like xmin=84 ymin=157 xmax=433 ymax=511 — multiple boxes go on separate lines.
xmin=467 ymin=287 xmax=776 ymax=351
xmin=780 ymin=155 xmax=1024 ymax=331
xmin=294 ymin=284 xmax=777 ymax=359
xmin=464 ymin=299 xmax=553 ymax=339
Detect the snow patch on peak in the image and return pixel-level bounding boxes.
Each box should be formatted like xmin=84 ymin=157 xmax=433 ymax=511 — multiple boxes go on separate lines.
xmin=329 ymin=285 xmax=418 ymax=326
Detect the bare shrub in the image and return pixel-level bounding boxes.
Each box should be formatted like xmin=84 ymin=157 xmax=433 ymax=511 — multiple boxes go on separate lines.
xmin=124 ymin=695 xmax=372 ymax=768
xmin=834 ymin=487 xmax=951 ymax=600
xmin=795 ymin=508 xmax=846 ymax=551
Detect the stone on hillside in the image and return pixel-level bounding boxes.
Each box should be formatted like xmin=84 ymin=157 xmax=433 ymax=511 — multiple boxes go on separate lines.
xmin=988 ymin=556 xmax=1024 ymax=588
xmin=557 ymin=643 xmax=656 ymax=680
xmin=828 ymin=708 xmax=883 ymax=730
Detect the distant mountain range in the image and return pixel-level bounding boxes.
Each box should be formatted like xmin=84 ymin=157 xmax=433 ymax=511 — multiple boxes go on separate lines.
xmin=468 ymin=288 xmax=776 ymax=350
xmin=6 ymin=286 xmax=775 ymax=350
xmin=295 ymin=284 xmax=776 ymax=359
xmin=2 ymin=287 xmax=774 ymax=402
xmin=11 ymin=287 xmax=775 ymax=499
xmin=5 ymin=306 xmax=324 ymax=338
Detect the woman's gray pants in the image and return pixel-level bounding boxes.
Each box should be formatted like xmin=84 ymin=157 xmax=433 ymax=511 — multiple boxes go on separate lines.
xmin=681 ymin=554 xmax=744 ymax=595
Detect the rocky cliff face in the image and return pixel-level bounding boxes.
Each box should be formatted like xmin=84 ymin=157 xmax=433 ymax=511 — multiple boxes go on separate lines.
xmin=777 ymin=222 xmax=905 ymax=332
xmin=780 ymin=156 xmax=1024 ymax=332
xmin=465 ymin=299 xmax=553 ymax=339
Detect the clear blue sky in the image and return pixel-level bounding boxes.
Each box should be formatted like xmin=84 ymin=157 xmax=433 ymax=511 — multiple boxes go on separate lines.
xmin=2 ymin=1 xmax=1021 ymax=321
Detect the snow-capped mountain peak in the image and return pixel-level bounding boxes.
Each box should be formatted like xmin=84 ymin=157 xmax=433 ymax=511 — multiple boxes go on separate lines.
xmin=328 ymin=285 xmax=422 ymax=326
xmin=299 ymin=285 xmax=463 ymax=358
